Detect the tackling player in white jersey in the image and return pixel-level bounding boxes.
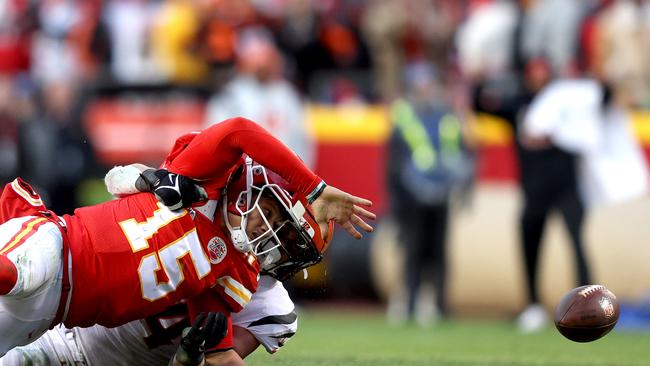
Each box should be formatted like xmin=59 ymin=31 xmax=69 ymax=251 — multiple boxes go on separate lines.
xmin=1 ymin=276 xmax=295 ymax=365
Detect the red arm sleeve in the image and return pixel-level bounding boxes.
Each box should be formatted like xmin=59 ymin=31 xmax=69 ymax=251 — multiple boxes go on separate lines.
xmin=164 ymin=117 xmax=322 ymax=196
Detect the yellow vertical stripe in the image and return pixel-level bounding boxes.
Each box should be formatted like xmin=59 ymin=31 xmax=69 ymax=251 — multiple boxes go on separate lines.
xmin=217 ymin=276 xmax=252 ymax=308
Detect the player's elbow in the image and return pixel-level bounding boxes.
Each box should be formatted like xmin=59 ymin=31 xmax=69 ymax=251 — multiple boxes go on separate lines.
xmin=217 ymin=117 xmax=264 ymax=134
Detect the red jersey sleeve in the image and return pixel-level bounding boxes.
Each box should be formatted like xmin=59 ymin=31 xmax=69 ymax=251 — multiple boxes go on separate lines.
xmin=163 ymin=132 xmax=199 ymax=168
xmin=163 ymin=117 xmax=321 ymax=196
xmin=0 ymin=178 xmax=48 ymax=224
xmin=186 ymin=292 xmax=235 ymax=351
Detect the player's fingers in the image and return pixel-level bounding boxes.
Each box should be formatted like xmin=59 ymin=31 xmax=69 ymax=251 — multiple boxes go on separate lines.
xmin=188 ymin=312 xmax=207 ymax=337
xmin=205 ymin=313 xmax=228 ymax=349
xmin=204 ymin=313 xmax=223 ymax=348
xmin=351 ymin=214 xmax=374 ymax=233
xmin=202 ymin=312 xmax=217 ymax=336
xmin=353 ymin=205 xmax=376 ymax=220
xmin=342 ymin=221 xmax=362 ymax=239
xmin=215 ymin=312 xmax=228 ymax=339
xmin=348 ymin=194 xmax=373 ymax=207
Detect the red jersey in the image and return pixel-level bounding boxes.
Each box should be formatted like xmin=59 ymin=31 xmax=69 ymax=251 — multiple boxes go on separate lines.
xmin=0 ymin=178 xmax=255 ymax=350
xmin=62 ymin=193 xmax=259 ymax=329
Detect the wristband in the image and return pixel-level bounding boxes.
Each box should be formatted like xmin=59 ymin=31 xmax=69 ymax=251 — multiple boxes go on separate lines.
xmin=139 ymin=169 xmax=162 ymax=190
xmin=307 ymin=180 xmax=327 ymax=204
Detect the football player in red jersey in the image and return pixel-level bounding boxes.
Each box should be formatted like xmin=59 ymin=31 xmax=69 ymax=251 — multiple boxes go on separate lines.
xmin=0 ymin=164 xmax=312 ymax=366
xmin=0 ymin=117 xmax=375 ymax=365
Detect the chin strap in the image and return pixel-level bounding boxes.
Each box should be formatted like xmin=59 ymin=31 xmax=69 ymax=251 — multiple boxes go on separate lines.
xmin=223 ymin=196 xmax=249 ymax=253
xmin=225 ymin=157 xmax=255 ymax=253
xmin=244 ymin=156 xmax=254 ymax=213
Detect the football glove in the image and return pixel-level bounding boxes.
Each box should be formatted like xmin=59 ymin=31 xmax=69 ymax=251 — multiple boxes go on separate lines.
xmin=171 ymin=312 xmax=228 ymax=366
xmin=140 ymin=169 xmax=207 ymax=210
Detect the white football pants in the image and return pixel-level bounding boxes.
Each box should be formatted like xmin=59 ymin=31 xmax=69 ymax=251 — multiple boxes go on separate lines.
xmin=0 ymin=216 xmax=63 ymax=357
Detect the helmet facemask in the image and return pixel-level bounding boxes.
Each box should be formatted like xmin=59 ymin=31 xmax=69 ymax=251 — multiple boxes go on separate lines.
xmin=236 ymin=183 xmax=294 ymax=255
xmin=223 ymin=159 xmax=328 ymax=281
xmin=256 ymin=199 xmax=324 ymax=281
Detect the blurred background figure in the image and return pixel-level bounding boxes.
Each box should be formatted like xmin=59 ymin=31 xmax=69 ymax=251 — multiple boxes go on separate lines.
xmin=5 ymin=0 xmax=101 ymax=214
xmin=204 ymin=27 xmax=314 ymax=167
xmin=103 ymin=0 xmax=166 ymax=85
xmin=19 ymin=79 xmax=97 ymax=215
xmin=0 ymin=0 xmax=37 ymax=186
xmin=0 ymin=76 xmax=25 ymax=186
xmin=461 ymin=0 xmax=596 ymax=333
xmin=588 ymin=0 xmax=650 ymax=108
xmin=386 ymin=60 xmax=474 ymax=326
xmin=511 ymin=59 xmax=592 ymax=333
xmin=517 ymin=70 xmax=650 ymax=332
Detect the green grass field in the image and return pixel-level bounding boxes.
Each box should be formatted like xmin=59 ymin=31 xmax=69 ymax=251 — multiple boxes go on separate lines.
xmin=246 ymin=308 xmax=649 ymax=366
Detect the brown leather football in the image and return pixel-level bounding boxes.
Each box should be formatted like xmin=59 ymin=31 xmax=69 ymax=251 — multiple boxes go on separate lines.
xmin=554 ymin=285 xmax=620 ymax=342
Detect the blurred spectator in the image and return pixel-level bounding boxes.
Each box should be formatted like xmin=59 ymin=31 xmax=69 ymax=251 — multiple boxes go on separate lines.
xmin=386 ymin=60 xmax=474 ymax=326
xmin=517 ymin=73 xmax=649 ymax=331
xmin=19 ymin=80 xmax=97 ymax=215
xmin=517 ymin=0 xmax=587 ymax=76
xmin=525 ymin=77 xmax=649 ymax=208
xmin=198 ymin=0 xmax=258 ymax=67
xmin=31 ymin=0 xmax=84 ymax=84
xmin=204 ymin=27 xmax=315 ymax=168
xmin=149 ymin=0 xmax=209 ymax=85
xmin=459 ymin=0 xmax=596 ymax=332
xmin=103 ymin=0 xmax=165 ymax=85
xmin=470 ymin=54 xmax=594 ymax=332
xmin=589 ymin=0 xmax=650 ymax=107
xmin=506 ymin=61 xmax=592 ymax=333
xmin=0 ymin=0 xmax=37 ymax=75
xmin=361 ymin=0 xmax=407 ymax=102
xmin=456 ymin=0 xmax=518 ymax=80
xmin=363 ymin=0 xmax=464 ymax=102
xmin=0 ymin=76 xmax=26 ymax=185
xmin=275 ymin=0 xmax=371 ymax=99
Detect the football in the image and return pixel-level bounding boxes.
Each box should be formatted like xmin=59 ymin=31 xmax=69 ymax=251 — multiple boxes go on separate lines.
xmin=554 ymin=285 xmax=620 ymax=342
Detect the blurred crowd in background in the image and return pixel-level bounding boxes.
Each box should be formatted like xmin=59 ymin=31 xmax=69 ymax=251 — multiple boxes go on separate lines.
xmin=1 ymin=0 xmax=650 ymax=315
xmin=2 ymin=0 xmax=650 ymax=206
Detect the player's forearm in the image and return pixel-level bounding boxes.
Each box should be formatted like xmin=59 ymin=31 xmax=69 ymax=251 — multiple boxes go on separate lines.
xmin=232 ymin=326 xmax=260 ymax=359
xmin=204 ymin=349 xmax=246 ymax=366
xmin=169 ymin=351 xmax=246 ymax=366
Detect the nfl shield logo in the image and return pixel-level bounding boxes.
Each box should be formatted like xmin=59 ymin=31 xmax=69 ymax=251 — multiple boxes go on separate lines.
xmin=207 ymin=237 xmax=227 ymax=264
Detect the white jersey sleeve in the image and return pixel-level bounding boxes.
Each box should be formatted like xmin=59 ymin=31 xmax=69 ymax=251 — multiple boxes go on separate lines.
xmin=231 ymin=275 xmax=298 ymax=353
xmin=1 ymin=304 xmax=186 ymax=366
xmin=1 ymin=325 xmax=85 ymax=366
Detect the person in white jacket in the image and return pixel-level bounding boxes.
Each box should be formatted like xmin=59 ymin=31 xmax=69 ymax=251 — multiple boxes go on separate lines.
xmin=518 ymin=75 xmax=649 ymax=332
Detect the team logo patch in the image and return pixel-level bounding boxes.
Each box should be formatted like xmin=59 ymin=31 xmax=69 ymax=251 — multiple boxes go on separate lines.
xmin=207 ymin=237 xmax=227 ymax=264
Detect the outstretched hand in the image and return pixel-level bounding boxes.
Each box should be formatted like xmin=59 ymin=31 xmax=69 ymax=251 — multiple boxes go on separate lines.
xmin=311 ymin=186 xmax=376 ymax=240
